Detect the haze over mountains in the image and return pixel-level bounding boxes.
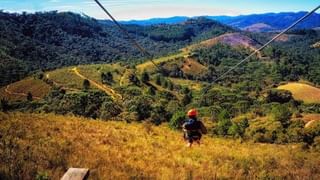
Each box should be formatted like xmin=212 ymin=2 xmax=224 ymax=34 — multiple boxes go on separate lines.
xmin=120 ymin=12 xmax=320 ymax=32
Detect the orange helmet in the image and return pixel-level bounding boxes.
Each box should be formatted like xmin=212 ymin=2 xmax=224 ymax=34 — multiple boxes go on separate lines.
xmin=187 ymin=109 xmax=198 ymax=117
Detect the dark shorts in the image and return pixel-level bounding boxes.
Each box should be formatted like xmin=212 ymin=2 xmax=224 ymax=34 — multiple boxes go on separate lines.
xmin=184 ymin=131 xmax=202 ymax=143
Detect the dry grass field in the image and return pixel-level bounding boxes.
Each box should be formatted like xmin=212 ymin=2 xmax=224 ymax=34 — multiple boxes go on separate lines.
xmin=0 ymin=78 xmax=51 ymax=101
xmin=278 ymin=82 xmax=320 ymax=104
xmin=1 ymin=112 xmax=320 ymax=179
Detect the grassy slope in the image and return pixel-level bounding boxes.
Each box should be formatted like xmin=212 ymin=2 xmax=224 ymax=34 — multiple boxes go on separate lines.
xmin=0 ymin=77 xmax=51 ymax=101
xmin=1 ymin=112 xmax=320 ymax=179
xmin=278 ymin=82 xmax=320 ymax=104
xmin=136 ymin=51 xmax=188 ymax=74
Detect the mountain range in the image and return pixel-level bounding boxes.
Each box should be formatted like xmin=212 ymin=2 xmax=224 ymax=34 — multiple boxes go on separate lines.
xmin=120 ymin=12 xmax=320 ymax=32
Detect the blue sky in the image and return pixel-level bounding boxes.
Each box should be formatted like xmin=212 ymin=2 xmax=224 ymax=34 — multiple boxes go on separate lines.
xmin=0 ymin=0 xmax=319 ymax=20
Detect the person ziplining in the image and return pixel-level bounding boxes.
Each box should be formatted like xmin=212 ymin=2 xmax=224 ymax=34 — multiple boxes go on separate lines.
xmin=182 ymin=109 xmax=207 ymax=147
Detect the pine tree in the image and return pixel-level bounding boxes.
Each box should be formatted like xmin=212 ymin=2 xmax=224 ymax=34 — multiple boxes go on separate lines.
xmin=83 ymin=79 xmax=90 ymax=90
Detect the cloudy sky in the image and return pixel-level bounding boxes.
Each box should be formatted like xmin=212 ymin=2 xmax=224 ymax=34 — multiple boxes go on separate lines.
xmin=0 ymin=0 xmax=319 ymax=20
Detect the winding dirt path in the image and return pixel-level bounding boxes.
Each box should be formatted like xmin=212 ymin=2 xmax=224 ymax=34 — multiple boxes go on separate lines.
xmin=4 ymin=84 xmax=41 ymax=100
xmin=71 ymin=67 xmax=122 ymax=100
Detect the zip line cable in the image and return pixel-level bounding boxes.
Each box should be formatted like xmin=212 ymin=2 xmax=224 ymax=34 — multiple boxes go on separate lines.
xmin=93 ymin=0 xmax=161 ymax=71
xmin=213 ymin=5 xmax=320 ymax=83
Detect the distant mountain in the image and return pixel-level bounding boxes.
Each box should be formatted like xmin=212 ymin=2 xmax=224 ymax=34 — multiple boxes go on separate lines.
xmin=120 ymin=12 xmax=320 ymax=32
xmin=120 ymin=16 xmax=189 ymax=26
xmin=208 ymin=12 xmax=320 ymax=31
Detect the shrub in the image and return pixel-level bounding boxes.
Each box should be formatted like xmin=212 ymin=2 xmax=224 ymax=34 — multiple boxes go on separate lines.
xmin=141 ymin=71 xmax=150 ymax=83
xmin=270 ymin=104 xmax=292 ymax=127
xmin=127 ymin=96 xmax=153 ymax=121
xmin=312 ymin=137 xmax=320 ymax=152
xmin=99 ymin=101 xmax=122 ymax=120
xmin=286 ymin=119 xmax=305 ymax=143
xmin=155 ymin=74 xmax=162 ymax=85
xmin=245 ymin=118 xmax=285 ymax=143
xmin=101 ymin=72 xmax=113 ymax=85
xmin=147 ymin=87 xmax=156 ymax=96
xmin=229 ymin=117 xmax=249 ymax=138
xmin=214 ymin=110 xmax=232 ymax=136
xmin=181 ymin=92 xmax=192 ymax=106
xmin=266 ymin=89 xmax=293 ymax=103
xmin=305 ymin=121 xmax=320 ymax=142
xmin=0 ymin=98 xmax=9 ymax=112
xmin=27 ymin=92 xmax=33 ymax=101
xmin=169 ymin=110 xmax=185 ymax=130
xmin=82 ymin=79 xmax=90 ymax=90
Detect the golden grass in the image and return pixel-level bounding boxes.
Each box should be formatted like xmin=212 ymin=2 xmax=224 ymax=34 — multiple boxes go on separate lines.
xmin=300 ymin=114 xmax=320 ymax=122
xmin=278 ymin=82 xmax=320 ymax=104
xmin=0 ymin=78 xmax=51 ymax=101
xmin=1 ymin=112 xmax=320 ymax=179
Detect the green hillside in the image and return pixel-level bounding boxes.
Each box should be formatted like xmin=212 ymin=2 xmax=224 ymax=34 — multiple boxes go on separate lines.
xmin=0 ymin=12 xmax=233 ymax=87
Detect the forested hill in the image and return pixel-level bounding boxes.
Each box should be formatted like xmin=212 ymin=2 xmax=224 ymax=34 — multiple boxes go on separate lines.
xmin=0 ymin=11 xmax=233 ymax=87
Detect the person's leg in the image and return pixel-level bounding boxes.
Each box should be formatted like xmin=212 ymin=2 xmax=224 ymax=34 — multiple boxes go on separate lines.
xmin=187 ymin=137 xmax=193 ymax=147
xmin=197 ymin=135 xmax=202 ymax=145
xmin=195 ymin=139 xmax=200 ymax=145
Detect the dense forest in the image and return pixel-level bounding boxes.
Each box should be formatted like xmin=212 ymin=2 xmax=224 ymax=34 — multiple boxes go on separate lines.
xmin=0 ymin=11 xmax=233 ymax=86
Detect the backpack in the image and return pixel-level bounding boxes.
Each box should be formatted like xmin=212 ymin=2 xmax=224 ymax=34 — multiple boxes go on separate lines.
xmin=183 ymin=119 xmax=198 ymax=131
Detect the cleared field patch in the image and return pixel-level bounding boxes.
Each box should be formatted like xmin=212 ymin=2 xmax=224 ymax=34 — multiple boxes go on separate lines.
xmin=136 ymin=51 xmax=188 ymax=74
xmin=1 ymin=112 xmax=320 ymax=179
xmin=312 ymin=41 xmax=320 ymax=48
xmin=188 ymin=33 xmax=259 ymax=51
xmin=47 ymin=67 xmax=85 ymax=90
xmin=278 ymin=82 xmax=320 ymax=104
xmin=0 ymin=77 xmax=51 ymax=101
xmin=169 ymin=78 xmax=205 ymax=91
xmin=181 ymin=58 xmax=208 ymax=76
xmin=77 ymin=63 xmax=126 ymax=85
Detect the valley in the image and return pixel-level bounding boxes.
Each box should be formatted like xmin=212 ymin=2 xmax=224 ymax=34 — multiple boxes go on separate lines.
xmin=1 ymin=10 xmax=320 ymax=180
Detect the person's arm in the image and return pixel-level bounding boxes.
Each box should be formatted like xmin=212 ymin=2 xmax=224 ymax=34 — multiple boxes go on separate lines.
xmin=199 ymin=121 xmax=207 ymax=134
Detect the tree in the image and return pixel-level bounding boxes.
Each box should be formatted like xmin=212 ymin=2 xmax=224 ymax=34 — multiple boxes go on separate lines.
xmin=100 ymin=101 xmax=122 ymax=120
xmin=169 ymin=110 xmax=186 ymax=130
xmin=128 ymin=73 xmax=140 ymax=86
xmin=101 ymin=72 xmax=113 ymax=85
xmin=214 ymin=109 xmax=232 ymax=136
xmin=168 ymin=81 xmax=174 ymax=90
xmin=141 ymin=71 xmax=150 ymax=83
xmin=83 ymin=79 xmax=90 ymax=90
xmin=182 ymin=92 xmax=192 ymax=106
xmin=127 ymin=96 xmax=153 ymax=121
xmin=147 ymin=87 xmax=156 ymax=96
xmin=155 ymin=74 xmax=162 ymax=85
xmin=266 ymin=89 xmax=293 ymax=103
xmin=27 ymin=92 xmax=33 ymax=101
xmin=271 ymin=104 xmax=292 ymax=127
xmin=0 ymin=98 xmax=9 ymax=112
